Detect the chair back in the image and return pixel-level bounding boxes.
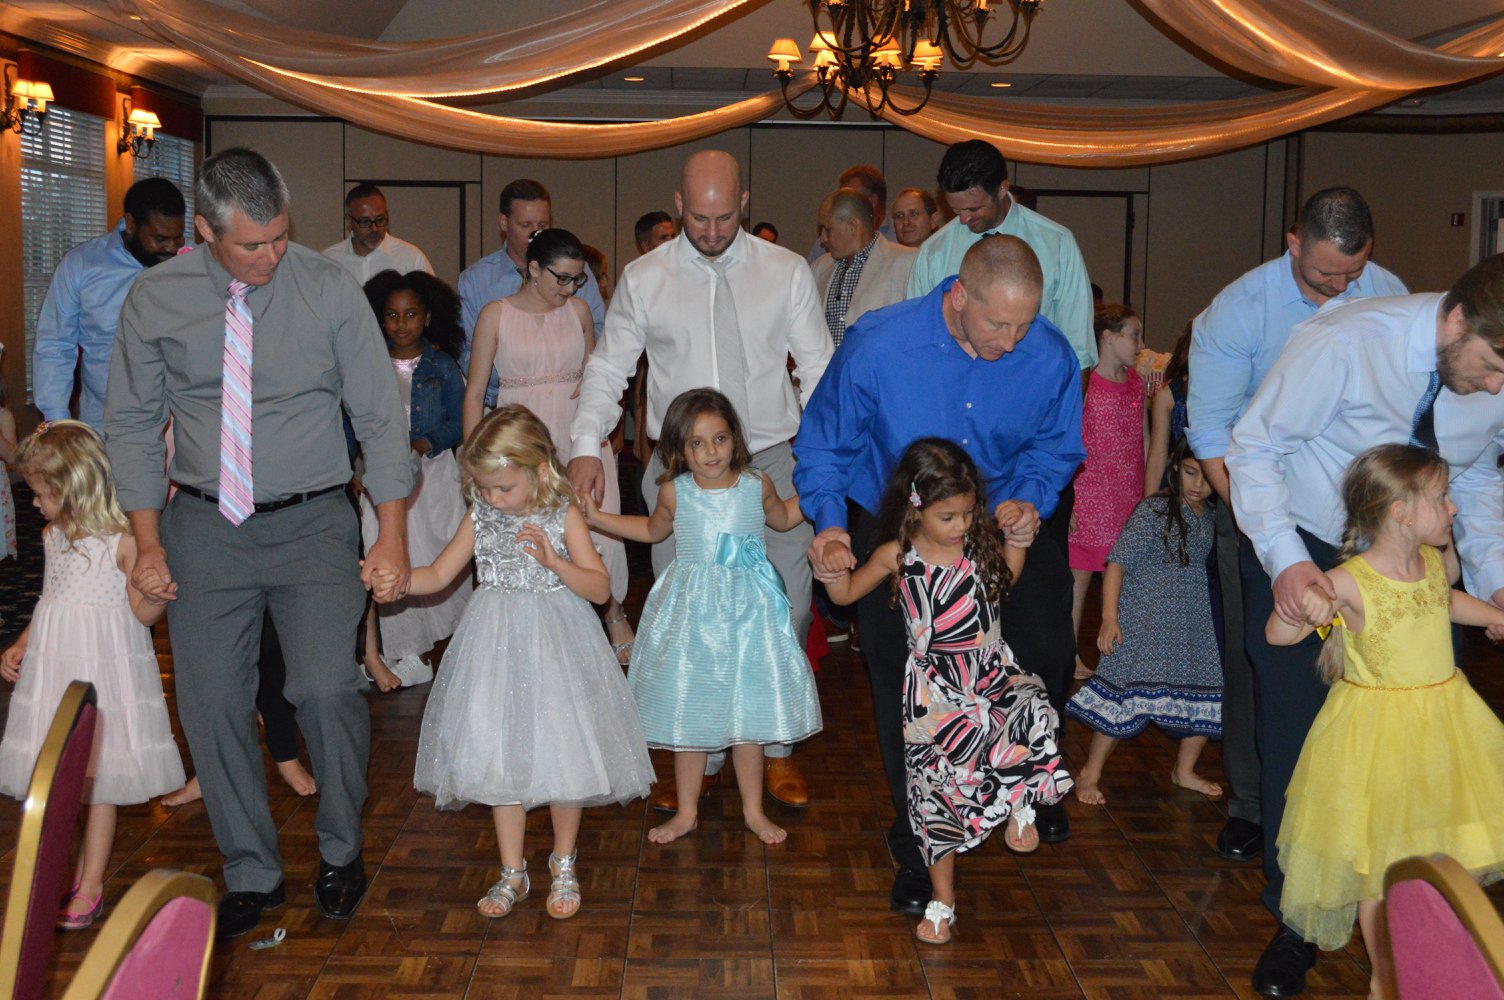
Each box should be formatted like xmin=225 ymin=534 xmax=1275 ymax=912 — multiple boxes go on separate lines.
xmin=0 ymin=681 xmax=98 ymax=1000
xmin=1384 ymin=854 xmax=1504 ymax=1000
xmin=60 ymin=870 xmax=217 ymax=1000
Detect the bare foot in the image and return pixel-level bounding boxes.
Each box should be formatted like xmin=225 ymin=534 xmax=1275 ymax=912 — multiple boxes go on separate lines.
xmin=162 ymin=777 xmax=202 ymax=807
xmin=1004 ymin=812 xmax=1039 ymax=853
xmin=364 ymin=655 xmax=401 ymax=693
xmin=647 ymin=811 xmax=698 ymax=844
xmin=1171 ymin=770 xmax=1223 ymax=799
xmin=1076 ymin=780 xmax=1106 ymax=806
xmin=743 ymin=810 xmax=786 ymax=845
xmin=1073 ymin=656 xmax=1095 ymax=681
xmin=276 ymin=758 xmax=317 ymax=796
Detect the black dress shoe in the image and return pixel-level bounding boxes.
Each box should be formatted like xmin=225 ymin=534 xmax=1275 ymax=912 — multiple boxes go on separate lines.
xmin=1216 ymin=816 xmax=1265 ymax=861
xmin=890 ymin=867 xmax=932 ymax=916
xmin=314 ymin=855 xmax=367 ymax=919
xmin=1251 ymin=927 xmax=1317 ymax=997
xmin=216 ymin=881 xmax=285 ymax=940
xmin=1035 ymin=801 xmax=1070 ymax=844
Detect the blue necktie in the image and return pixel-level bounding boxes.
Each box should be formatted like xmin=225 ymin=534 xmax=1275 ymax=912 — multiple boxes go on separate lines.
xmin=1410 ymin=370 xmax=1441 ymax=452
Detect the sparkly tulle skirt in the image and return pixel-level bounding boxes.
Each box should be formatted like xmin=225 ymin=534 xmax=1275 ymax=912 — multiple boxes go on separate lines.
xmin=0 ymin=600 xmax=184 ymax=805
xmin=414 ymin=585 xmax=655 ymax=810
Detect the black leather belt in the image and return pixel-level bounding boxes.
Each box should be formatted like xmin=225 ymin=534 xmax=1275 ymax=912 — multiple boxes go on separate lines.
xmin=174 ymin=482 xmax=344 ymax=514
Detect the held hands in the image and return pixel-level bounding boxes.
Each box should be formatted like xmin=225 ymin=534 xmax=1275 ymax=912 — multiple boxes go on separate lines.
xmin=1272 ymin=561 xmax=1336 ymax=626
xmin=362 ymin=562 xmax=402 ymax=600
xmin=1 ymin=644 xmax=23 ymax=683
xmin=580 ymin=493 xmax=603 ymax=528
xmin=566 ymin=456 xmax=607 ymax=506
xmin=807 ymin=527 xmax=856 ymax=574
xmin=995 ymin=500 xmax=1041 ymax=548
xmin=515 ymin=524 xmax=562 ymax=570
xmin=130 ymin=545 xmax=178 ymax=604
xmin=1298 ymin=585 xmax=1337 ymax=632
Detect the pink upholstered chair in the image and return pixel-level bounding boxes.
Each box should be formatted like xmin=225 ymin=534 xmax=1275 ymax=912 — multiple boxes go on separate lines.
xmin=0 ymin=681 xmax=98 ymax=1000
xmin=59 ymin=870 xmax=217 ymax=1000
xmin=1384 ymin=854 xmax=1504 ymax=1000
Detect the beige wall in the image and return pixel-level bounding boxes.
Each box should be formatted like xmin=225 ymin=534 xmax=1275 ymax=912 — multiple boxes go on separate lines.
xmin=199 ymin=102 xmax=1504 ymax=352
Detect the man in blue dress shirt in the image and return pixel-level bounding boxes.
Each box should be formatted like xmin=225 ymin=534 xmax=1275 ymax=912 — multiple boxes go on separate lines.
xmin=457 ymin=178 xmax=606 ymax=405
xmin=1187 ymin=188 xmax=1406 ymax=913
xmin=32 ymin=178 xmax=185 ymax=429
xmin=795 ymin=234 xmax=1084 ymax=915
xmin=1226 ymin=254 xmax=1504 ymax=997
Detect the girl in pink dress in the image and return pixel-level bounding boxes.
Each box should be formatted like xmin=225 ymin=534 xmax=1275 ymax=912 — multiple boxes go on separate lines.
xmin=466 ymin=229 xmax=633 ymax=661
xmin=0 ymin=422 xmax=184 ymax=930
xmin=1069 ymin=305 xmax=1146 ymax=680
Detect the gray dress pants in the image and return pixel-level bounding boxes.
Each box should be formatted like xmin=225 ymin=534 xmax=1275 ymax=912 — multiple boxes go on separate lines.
xmin=163 ymin=490 xmax=368 ymax=892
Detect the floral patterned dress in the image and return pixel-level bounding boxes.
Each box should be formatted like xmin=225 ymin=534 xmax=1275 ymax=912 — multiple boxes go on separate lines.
xmin=899 ymin=549 xmax=1073 ymax=864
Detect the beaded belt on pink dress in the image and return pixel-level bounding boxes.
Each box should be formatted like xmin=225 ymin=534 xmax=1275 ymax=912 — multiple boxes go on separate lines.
xmin=496 ymin=368 xmax=582 ymax=389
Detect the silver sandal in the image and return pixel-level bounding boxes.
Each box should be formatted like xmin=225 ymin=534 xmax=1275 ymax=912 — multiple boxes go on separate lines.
xmin=546 ymin=851 xmax=581 ymax=920
xmin=604 ymin=612 xmax=634 ymax=665
xmin=478 ymin=862 xmax=529 ymax=918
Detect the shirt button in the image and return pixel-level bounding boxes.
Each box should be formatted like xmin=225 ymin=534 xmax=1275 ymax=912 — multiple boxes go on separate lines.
xmin=966 ymin=402 xmax=973 ymax=408
xmin=962 ymin=438 xmax=969 ymax=444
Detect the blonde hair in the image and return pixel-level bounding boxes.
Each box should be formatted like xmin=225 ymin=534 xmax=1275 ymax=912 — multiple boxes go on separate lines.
xmin=459 ymin=405 xmax=577 ymax=513
xmin=15 ymin=420 xmax=130 ymax=545
xmin=1316 ymin=443 xmax=1450 ymax=683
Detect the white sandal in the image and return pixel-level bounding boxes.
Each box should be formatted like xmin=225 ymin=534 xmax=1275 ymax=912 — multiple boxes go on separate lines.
xmin=478 ymin=862 xmax=529 ymax=918
xmin=546 ymin=851 xmax=581 ymax=920
xmin=915 ymin=899 xmax=956 ymax=945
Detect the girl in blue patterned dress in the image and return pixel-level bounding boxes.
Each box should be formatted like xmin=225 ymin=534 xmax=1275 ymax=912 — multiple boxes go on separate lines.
xmin=1066 ymin=438 xmax=1222 ymax=806
xmin=393 ymin=405 xmax=654 ymax=923
xmin=584 ymin=388 xmax=821 ymax=847
xmin=818 ymin=439 xmax=1071 ymax=946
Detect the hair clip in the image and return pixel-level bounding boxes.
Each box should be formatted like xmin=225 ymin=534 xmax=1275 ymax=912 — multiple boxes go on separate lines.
xmin=527 ymin=229 xmax=543 ymax=243
xmin=1316 ymin=613 xmax=1345 ymax=640
xmin=908 ymin=481 xmax=922 ymax=508
xmin=492 ymin=454 xmax=511 ymax=469
xmin=34 ymin=421 xmax=50 ymax=436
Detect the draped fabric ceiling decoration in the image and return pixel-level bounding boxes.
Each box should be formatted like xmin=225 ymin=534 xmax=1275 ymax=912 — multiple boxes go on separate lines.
xmin=120 ymin=0 xmax=1504 ymax=165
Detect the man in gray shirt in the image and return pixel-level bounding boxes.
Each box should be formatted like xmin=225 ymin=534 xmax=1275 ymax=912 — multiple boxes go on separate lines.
xmin=104 ymin=148 xmax=412 ymax=940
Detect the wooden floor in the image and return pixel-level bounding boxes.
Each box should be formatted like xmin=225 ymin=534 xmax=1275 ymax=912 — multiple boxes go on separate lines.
xmin=4 ymin=581 xmax=1502 ymax=999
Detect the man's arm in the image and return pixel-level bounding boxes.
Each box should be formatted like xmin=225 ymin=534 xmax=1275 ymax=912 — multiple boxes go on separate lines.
xmin=1008 ymin=352 xmax=1086 ymax=518
xmin=791 ymin=344 xmax=874 ymax=536
xmin=32 ymin=252 xmax=85 ymax=422
xmin=1449 ymin=428 xmax=1504 ymax=604
xmin=568 ymin=276 xmax=645 ymax=465
xmin=1186 ymin=300 xmax=1258 ymax=501
xmin=103 ymin=287 xmax=171 ymax=513
xmin=785 ymin=261 xmax=835 ymax=405
xmin=1225 ymin=327 xmax=1350 ymax=618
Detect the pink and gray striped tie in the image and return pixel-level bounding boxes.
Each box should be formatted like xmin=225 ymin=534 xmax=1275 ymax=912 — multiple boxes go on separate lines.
xmin=218 ymin=279 xmax=254 ymax=525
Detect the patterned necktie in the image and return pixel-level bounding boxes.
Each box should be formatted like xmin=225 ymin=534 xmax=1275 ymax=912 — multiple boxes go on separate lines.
xmin=710 ymin=259 xmax=751 ymax=431
xmin=218 ymin=280 xmax=255 ymax=524
xmin=1410 ymin=370 xmax=1441 ymax=452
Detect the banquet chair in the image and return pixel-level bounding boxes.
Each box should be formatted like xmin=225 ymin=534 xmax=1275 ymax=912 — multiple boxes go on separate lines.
xmin=59 ymin=869 xmax=216 ymax=1000
xmin=0 ymin=681 xmax=98 ymax=1000
xmin=1384 ymin=853 xmax=1504 ymax=1000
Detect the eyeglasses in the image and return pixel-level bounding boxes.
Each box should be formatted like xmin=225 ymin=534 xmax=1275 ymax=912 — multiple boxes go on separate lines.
xmin=349 ymin=215 xmax=388 ymax=230
xmin=545 ymin=265 xmax=588 ymax=289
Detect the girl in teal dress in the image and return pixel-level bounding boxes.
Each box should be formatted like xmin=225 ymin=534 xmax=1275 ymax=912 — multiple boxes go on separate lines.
xmin=585 ymin=388 xmax=821 ymax=846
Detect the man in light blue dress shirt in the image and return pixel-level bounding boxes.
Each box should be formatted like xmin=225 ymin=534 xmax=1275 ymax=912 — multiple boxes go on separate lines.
xmin=32 ymin=178 xmax=185 ymax=429
xmin=1225 ymin=255 xmax=1504 ymax=998
xmin=1186 ymin=188 xmax=1406 ymax=902
xmin=457 ymin=178 xmax=605 ymax=405
xmin=906 ymin=140 xmax=1096 ymax=371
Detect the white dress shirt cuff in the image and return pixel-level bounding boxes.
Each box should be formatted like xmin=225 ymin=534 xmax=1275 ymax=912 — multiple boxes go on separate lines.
xmin=1264 ymin=531 xmax=1316 ymax=583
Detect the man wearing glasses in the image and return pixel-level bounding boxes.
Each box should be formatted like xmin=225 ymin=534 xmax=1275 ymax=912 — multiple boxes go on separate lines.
xmin=323 ymin=183 xmax=433 ymax=285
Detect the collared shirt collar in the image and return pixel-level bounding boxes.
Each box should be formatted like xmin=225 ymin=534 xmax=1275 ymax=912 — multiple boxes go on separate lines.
xmin=678 ymin=226 xmax=746 ymax=271
xmin=349 ymin=233 xmax=387 ymax=258
xmin=1276 ymin=248 xmax=1369 ymax=311
xmin=925 ymin=276 xmax=965 ymax=354
xmin=845 ymin=234 xmax=878 ymax=266
xmin=1409 ymin=296 xmax=1446 ymax=375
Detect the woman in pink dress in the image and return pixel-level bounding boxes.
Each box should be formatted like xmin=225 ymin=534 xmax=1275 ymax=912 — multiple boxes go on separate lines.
xmin=1069 ymin=305 xmax=1146 ymax=680
xmin=466 ymin=229 xmax=633 ymax=661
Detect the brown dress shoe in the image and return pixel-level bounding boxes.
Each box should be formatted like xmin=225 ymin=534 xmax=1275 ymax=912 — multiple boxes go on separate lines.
xmin=648 ymin=772 xmax=719 ymax=813
xmin=764 ymin=757 xmax=810 ymax=808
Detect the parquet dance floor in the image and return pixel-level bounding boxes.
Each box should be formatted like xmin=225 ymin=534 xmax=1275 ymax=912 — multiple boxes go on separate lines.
xmin=4 ymin=586 xmax=1501 ymax=998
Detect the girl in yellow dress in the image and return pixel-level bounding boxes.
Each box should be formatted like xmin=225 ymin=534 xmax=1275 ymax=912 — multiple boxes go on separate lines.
xmin=1267 ymin=443 xmax=1504 ymax=999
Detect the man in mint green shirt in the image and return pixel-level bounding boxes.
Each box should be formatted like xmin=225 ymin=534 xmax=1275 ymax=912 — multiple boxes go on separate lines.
xmin=908 ymin=140 xmax=1096 ymax=370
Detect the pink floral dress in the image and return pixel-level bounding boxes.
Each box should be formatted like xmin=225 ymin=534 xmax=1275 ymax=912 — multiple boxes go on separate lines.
xmin=1069 ymin=369 xmax=1144 ymax=573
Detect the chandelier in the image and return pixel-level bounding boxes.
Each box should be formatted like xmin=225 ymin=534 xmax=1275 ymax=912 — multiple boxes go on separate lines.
xmin=768 ymin=0 xmax=1044 ymax=120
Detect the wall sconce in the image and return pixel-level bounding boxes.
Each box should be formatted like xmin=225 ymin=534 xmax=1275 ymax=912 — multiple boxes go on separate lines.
xmin=3 ymin=63 xmax=54 ymax=136
xmin=117 ymin=96 xmax=160 ymax=157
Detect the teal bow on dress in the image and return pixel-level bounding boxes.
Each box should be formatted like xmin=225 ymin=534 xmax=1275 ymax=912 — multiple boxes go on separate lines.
xmin=714 ymin=532 xmax=794 ymax=637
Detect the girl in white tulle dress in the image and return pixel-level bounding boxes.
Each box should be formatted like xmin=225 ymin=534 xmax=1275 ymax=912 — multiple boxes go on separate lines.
xmin=383 ymin=405 xmax=653 ymax=923
xmin=0 ymin=421 xmax=184 ymax=930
